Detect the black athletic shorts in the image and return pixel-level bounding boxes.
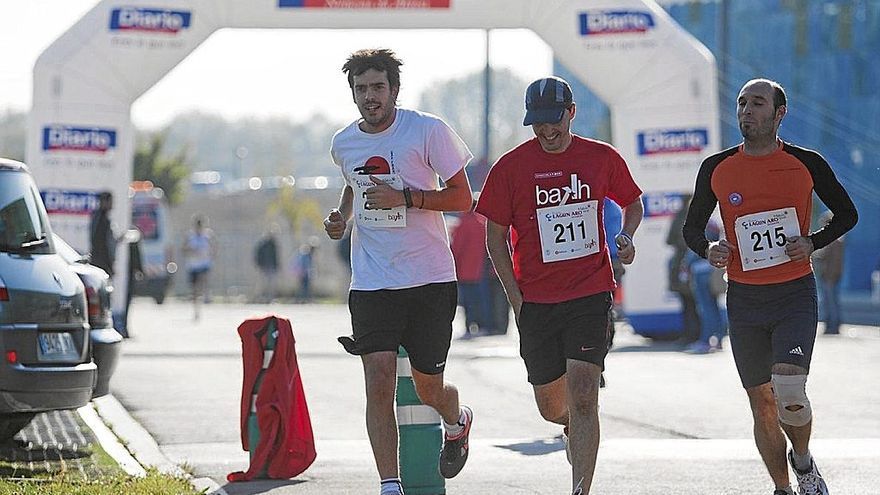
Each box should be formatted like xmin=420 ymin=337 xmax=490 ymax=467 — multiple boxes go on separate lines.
xmin=727 ymin=273 xmax=818 ymax=389
xmin=518 ymin=292 xmax=612 ymax=386
xmin=342 ymin=282 xmax=457 ymax=375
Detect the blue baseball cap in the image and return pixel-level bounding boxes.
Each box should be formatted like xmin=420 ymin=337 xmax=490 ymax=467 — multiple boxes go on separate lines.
xmin=523 ymin=77 xmax=574 ymax=126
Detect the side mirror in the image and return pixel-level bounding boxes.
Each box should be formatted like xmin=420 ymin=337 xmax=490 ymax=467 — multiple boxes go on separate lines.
xmin=122 ymin=229 xmax=142 ymax=243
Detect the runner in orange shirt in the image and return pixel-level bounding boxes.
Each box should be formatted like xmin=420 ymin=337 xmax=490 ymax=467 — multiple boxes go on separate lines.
xmin=683 ymin=79 xmax=858 ymax=495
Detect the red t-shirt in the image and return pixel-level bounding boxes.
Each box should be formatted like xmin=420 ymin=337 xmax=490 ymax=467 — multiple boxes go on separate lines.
xmin=476 ymin=136 xmax=642 ymax=303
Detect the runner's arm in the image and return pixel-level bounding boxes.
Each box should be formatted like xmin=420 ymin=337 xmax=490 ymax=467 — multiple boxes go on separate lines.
xmin=616 ymin=196 xmax=643 ymax=264
xmin=486 ymin=219 xmax=523 ymax=321
xmin=415 ymin=168 xmax=472 ymax=212
xmin=803 ymin=153 xmax=858 ymax=249
xmin=683 ymin=158 xmax=720 ymax=258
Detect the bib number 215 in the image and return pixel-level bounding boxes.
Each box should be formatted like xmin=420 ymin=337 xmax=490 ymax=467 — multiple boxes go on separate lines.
xmin=751 ymin=226 xmax=786 ymax=252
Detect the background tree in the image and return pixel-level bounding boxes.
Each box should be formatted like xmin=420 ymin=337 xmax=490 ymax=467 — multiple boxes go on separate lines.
xmin=418 ymin=67 xmax=533 ymax=164
xmin=133 ymin=131 xmax=191 ymax=206
xmin=0 ymin=111 xmax=26 ymax=161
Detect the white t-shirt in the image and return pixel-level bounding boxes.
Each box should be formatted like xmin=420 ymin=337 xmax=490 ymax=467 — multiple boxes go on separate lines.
xmin=331 ymin=108 xmax=473 ymax=290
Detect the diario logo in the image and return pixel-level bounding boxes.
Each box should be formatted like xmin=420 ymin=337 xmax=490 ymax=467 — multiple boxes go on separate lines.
xmin=279 ymin=0 xmax=449 ymax=8
xmin=109 ymin=7 xmax=192 ymax=34
xmin=579 ymin=10 xmax=655 ymax=36
xmin=642 ymin=192 xmax=685 ymax=218
xmin=42 ymin=126 xmax=117 ymax=154
xmin=41 ymin=190 xmax=101 ymax=216
xmin=535 ymin=173 xmax=591 ymax=206
xmin=637 ymin=128 xmax=708 ymax=155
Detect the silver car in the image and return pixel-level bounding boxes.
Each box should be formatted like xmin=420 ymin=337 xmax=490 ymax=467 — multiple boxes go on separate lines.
xmin=0 ymin=158 xmax=96 ymax=442
xmin=53 ymin=233 xmax=122 ymax=398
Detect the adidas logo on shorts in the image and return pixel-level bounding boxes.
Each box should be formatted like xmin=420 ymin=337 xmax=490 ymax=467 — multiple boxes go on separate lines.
xmin=789 ymin=346 xmax=804 ymax=356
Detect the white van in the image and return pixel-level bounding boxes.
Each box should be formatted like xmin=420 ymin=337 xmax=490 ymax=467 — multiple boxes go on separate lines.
xmin=130 ymin=182 xmax=176 ymax=303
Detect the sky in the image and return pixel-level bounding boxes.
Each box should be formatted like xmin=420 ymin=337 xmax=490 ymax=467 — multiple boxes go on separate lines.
xmin=0 ymin=1 xmax=553 ymax=129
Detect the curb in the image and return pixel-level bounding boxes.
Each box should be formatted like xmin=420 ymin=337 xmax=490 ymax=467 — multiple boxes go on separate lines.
xmin=86 ymin=394 xmax=228 ymax=495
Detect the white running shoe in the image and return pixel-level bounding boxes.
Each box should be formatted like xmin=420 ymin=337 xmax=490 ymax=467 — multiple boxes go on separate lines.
xmin=788 ymin=449 xmax=830 ymax=495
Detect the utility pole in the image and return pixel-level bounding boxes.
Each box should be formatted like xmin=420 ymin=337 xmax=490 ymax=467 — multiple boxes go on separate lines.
xmin=482 ymin=29 xmax=491 ymax=166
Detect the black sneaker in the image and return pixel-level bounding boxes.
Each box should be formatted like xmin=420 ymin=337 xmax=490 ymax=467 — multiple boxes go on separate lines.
xmin=439 ymin=405 xmax=473 ymax=478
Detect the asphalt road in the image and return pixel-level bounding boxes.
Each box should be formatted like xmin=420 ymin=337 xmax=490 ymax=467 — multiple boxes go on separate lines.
xmin=109 ymin=299 xmax=880 ymax=494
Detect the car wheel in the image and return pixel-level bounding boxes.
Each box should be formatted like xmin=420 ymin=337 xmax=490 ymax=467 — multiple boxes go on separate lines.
xmin=0 ymin=413 xmax=36 ymax=443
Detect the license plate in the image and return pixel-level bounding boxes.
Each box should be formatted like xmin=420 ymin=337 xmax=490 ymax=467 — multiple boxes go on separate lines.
xmin=37 ymin=332 xmax=79 ymax=362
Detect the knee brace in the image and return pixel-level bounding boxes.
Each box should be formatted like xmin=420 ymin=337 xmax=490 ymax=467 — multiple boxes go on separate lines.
xmin=771 ymin=374 xmax=812 ymax=427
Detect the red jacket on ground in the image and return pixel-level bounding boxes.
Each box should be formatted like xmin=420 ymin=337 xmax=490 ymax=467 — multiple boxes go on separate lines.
xmin=228 ymin=315 xmax=316 ymax=481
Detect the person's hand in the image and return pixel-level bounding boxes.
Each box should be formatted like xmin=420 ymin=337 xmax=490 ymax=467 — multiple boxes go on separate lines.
xmin=324 ymin=209 xmax=346 ymax=240
xmin=364 ymin=176 xmax=403 ymax=210
xmin=785 ymin=235 xmax=814 ymax=262
xmin=615 ymin=233 xmax=636 ymax=265
xmin=706 ymin=239 xmax=733 ymax=268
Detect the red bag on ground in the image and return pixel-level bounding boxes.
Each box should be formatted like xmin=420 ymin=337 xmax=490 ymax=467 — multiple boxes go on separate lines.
xmin=228 ymin=315 xmax=316 ymax=481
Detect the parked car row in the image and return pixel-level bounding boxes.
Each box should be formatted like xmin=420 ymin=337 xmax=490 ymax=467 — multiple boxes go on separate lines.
xmin=0 ymin=158 xmax=122 ymax=442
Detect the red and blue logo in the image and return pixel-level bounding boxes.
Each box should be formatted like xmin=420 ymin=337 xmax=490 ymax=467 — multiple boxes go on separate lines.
xmin=42 ymin=126 xmax=117 ymax=154
xmin=637 ymin=128 xmax=708 ymax=156
xmin=579 ymin=10 xmax=655 ymax=36
xmin=41 ymin=190 xmax=101 ymax=216
xmin=279 ymin=0 xmax=449 ymax=7
xmin=109 ymin=7 xmax=192 ymax=34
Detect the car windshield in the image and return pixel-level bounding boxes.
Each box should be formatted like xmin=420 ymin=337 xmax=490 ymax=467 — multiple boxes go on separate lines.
xmin=0 ymin=171 xmax=54 ymax=254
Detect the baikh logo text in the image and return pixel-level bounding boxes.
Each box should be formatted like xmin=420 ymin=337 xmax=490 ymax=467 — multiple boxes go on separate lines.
xmin=535 ymin=173 xmax=591 ymax=206
xmin=637 ymin=128 xmax=708 ymax=156
xmin=42 ymin=126 xmax=117 ymax=154
xmin=579 ymin=10 xmax=655 ymax=36
xmin=109 ymin=7 xmax=192 ymax=34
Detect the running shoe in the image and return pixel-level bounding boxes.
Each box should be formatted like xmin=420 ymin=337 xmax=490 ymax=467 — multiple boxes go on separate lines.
xmin=439 ymin=405 xmax=473 ymax=478
xmin=788 ymin=449 xmax=830 ymax=495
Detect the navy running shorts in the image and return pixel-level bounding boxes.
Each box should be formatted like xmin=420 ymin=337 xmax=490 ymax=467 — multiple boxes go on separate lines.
xmin=726 ymin=273 xmax=818 ymax=388
xmin=343 ymin=282 xmax=457 ymax=375
xmin=518 ymin=292 xmax=612 ymax=386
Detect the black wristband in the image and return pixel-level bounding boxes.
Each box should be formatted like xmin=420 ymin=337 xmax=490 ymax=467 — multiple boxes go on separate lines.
xmin=403 ymin=187 xmax=413 ymax=208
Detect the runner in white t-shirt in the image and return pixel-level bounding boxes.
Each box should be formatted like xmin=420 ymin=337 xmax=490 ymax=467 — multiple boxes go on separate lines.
xmin=322 ymin=48 xmax=474 ymax=495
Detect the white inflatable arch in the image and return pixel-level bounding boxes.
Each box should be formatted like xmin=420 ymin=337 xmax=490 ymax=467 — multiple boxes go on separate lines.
xmin=28 ymin=0 xmax=719 ymax=334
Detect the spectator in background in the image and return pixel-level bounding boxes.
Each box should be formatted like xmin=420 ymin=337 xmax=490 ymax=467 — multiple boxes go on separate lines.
xmin=254 ymin=227 xmax=280 ymax=303
xmin=121 ymin=229 xmax=144 ymax=338
xmin=450 ymin=201 xmax=492 ymax=338
xmin=296 ymin=238 xmax=318 ymax=302
xmin=812 ymin=211 xmax=845 ymax=335
xmin=89 ymin=191 xmax=117 ymax=277
xmin=683 ymin=220 xmax=727 ymax=354
xmin=183 ymin=215 xmax=216 ymax=321
xmin=667 ymin=195 xmax=701 ymax=345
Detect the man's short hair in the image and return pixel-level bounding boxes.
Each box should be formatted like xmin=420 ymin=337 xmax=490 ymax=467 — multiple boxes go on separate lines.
xmin=748 ymin=78 xmax=787 ymax=110
xmin=342 ymin=48 xmax=403 ymax=90
xmin=98 ymin=191 xmax=112 ymax=201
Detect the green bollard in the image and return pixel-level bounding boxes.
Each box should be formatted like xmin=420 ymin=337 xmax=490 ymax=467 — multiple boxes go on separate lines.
xmin=247 ymin=318 xmax=278 ymax=477
xmin=397 ymin=347 xmax=445 ymax=495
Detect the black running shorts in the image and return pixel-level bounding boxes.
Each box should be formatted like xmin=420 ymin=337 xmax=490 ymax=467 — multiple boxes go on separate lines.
xmin=518 ymin=292 xmax=612 ymax=386
xmin=343 ymin=282 xmax=457 ymax=375
xmin=727 ymin=273 xmax=818 ymax=389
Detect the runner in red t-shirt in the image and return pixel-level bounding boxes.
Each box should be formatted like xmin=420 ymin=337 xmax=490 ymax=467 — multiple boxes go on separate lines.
xmin=476 ymin=77 xmax=643 ymax=495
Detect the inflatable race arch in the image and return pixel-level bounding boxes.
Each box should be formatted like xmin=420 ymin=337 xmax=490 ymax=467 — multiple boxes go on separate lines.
xmin=27 ymin=0 xmax=719 ymax=335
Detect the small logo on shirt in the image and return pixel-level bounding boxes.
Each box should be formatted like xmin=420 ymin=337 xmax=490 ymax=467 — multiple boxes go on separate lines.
xmin=728 ymin=192 xmax=743 ymax=206
xmin=534 ymin=171 xmax=564 ymax=179
xmin=580 ymin=345 xmax=597 ymax=352
xmin=789 ymin=346 xmax=804 ymax=356
xmin=354 ymin=155 xmax=391 ymax=175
